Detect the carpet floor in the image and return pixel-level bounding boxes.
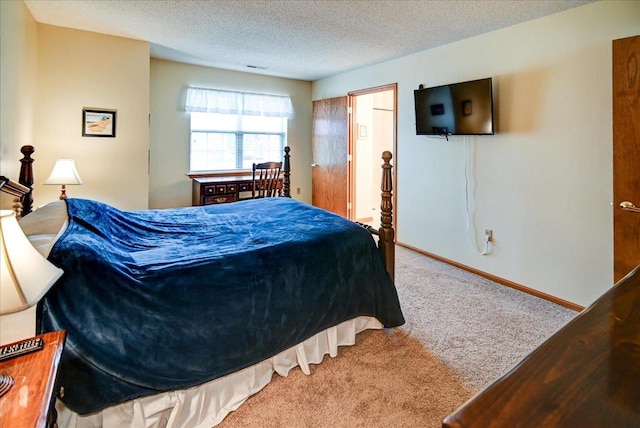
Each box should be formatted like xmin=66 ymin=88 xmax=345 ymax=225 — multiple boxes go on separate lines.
xmin=219 ymin=329 xmax=471 ymax=428
xmin=218 ymin=246 xmax=577 ymax=427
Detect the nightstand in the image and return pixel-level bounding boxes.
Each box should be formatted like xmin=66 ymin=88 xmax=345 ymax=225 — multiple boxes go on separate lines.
xmin=0 ymin=331 xmax=66 ymax=428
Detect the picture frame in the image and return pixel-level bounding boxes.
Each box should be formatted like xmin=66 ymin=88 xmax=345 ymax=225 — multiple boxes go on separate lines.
xmin=82 ymin=108 xmax=116 ymax=137
xmin=462 ymin=100 xmax=472 ymax=116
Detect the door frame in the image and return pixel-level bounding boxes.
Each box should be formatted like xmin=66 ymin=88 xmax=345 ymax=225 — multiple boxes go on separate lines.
xmin=348 ymin=83 xmax=398 ymax=231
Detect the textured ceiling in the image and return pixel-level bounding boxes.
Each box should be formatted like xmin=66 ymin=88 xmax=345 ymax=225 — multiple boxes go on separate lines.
xmin=24 ymin=0 xmax=594 ymax=81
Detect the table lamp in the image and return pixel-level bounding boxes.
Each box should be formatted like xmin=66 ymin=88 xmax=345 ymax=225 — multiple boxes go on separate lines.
xmin=44 ymin=159 xmax=83 ymax=199
xmin=1 ymin=209 xmax=63 ymax=316
xmin=0 ymin=210 xmax=64 ymax=395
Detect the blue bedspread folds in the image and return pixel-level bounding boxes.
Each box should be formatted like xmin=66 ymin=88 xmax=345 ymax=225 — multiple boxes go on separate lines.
xmin=38 ymin=197 xmax=404 ymax=414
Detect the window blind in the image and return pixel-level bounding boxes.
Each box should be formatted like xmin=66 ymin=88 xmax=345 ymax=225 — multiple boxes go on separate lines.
xmin=185 ymin=87 xmax=294 ymax=118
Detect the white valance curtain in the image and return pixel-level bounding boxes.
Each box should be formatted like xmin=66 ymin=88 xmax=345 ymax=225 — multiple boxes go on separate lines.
xmin=185 ymin=87 xmax=294 ymax=118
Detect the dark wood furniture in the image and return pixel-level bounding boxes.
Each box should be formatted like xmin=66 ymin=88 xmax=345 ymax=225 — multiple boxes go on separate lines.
xmin=18 ymin=145 xmax=35 ymax=216
xmin=252 ymin=161 xmax=282 ymax=198
xmin=191 ymin=147 xmax=290 ymax=205
xmin=0 ymin=331 xmax=66 ymax=428
xmin=0 ymin=145 xmax=36 ymax=218
xmin=191 ymin=175 xmax=269 ymax=205
xmin=0 ymin=176 xmax=31 ymax=199
xmin=442 ymin=266 xmax=640 ymax=428
xmin=0 ymin=172 xmax=32 ymax=220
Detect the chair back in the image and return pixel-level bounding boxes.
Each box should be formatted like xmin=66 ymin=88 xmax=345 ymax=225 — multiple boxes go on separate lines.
xmin=252 ymin=162 xmax=282 ymax=198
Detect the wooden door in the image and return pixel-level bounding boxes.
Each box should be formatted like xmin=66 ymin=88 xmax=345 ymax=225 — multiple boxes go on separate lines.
xmin=613 ymin=35 xmax=640 ymax=282
xmin=312 ymin=96 xmax=349 ymax=217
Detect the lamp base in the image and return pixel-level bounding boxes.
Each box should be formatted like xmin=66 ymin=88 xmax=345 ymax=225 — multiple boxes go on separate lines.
xmin=0 ymin=374 xmax=14 ymax=397
xmin=0 ymin=305 xmax=37 ymax=346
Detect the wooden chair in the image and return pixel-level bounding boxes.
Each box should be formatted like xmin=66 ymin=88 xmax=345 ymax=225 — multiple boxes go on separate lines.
xmin=252 ymin=162 xmax=282 ymax=198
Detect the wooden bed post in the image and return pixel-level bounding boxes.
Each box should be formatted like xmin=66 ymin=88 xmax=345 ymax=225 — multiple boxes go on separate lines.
xmin=379 ymin=151 xmax=395 ymax=279
xmin=282 ymin=146 xmax=291 ymax=198
xmin=15 ymin=145 xmax=35 ymax=217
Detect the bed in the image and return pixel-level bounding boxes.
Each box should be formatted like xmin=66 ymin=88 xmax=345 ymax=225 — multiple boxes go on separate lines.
xmin=5 ymin=145 xmax=404 ymax=427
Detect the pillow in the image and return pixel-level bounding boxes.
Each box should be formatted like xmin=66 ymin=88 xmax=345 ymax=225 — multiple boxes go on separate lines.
xmin=18 ymin=200 xmax=69 ymax=257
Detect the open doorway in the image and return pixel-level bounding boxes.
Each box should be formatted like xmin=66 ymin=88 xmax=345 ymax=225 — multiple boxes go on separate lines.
xmin=349 ymin=84 xmax=397 ymax=228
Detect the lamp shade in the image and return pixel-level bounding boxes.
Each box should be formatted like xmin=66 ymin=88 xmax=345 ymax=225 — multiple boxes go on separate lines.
xmin=0 ymin=210 xmax=63 ymax=315
xmin=44 ymin=159 xmax=84 ymax=185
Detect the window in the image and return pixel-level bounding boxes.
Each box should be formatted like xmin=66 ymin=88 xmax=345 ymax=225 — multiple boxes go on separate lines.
xmin=186 ymin=87 xmax=293 ymax=172
xmin=190 ymin=113 xmax=286 ymax=171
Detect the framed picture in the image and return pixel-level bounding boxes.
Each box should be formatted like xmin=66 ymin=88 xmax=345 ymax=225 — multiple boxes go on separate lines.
xmin=462 ymin=100 xmax=472 ymax=116
xmin=82 ymin=108 xmax=116 ymax=137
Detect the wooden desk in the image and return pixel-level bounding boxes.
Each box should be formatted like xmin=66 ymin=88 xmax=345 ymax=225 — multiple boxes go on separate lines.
xmin=442 ymin=267 xmax=640 ymax=427
xmin=192 ymin=175 xmax=282 ymax=206
xmin=0 ymin=331 xmax=66 ymax=428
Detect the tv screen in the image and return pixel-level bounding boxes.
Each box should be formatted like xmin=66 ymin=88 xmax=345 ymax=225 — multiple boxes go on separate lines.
xmin=414 ymin=77 xmax=494 ymax=136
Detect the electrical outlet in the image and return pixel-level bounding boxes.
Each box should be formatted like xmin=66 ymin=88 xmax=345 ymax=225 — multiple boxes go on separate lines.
xmin=484 ymin=229 xmax=493 ymax=242
xmin=296 ymin=187 xmax=301 ymax=195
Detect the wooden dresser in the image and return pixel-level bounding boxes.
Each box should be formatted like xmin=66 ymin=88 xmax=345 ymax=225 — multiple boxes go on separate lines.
xmin=192 ymin=175 xmax=283 ymax=206
xmin=442 ymin=266 xmax=640 ymax=427
xmin=0 ymin=331 xmax=66 ymax=428
xmin=192 ymin=176 xmax=255 ymax=205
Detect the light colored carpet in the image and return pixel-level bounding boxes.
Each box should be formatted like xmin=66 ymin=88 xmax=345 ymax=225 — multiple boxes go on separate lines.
xmin=218 ymin=245 xmax=577 ymax=427
xmin=395 ymin=246 xmax=576 ymax=391
xmin=218 ymin=329 xmax=472 ymax=428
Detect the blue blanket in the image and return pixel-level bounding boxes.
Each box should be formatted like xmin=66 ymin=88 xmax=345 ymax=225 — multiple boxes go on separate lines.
xmin=39 ymin=198 xmax=404 ymax=414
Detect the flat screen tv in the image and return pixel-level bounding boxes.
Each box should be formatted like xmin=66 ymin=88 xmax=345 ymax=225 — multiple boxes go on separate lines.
xmin=414 ymin=77 xmax=494 ymax=136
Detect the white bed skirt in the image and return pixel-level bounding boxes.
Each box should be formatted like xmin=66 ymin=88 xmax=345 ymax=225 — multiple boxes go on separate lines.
xmin=57 ymin=316 xmax=383 ymax=428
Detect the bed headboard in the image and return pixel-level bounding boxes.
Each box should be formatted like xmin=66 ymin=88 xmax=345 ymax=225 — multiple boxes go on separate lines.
xmin=0 ymin=176 xmax=30 ymax=198
xmin=0 ymin=146 xmax=35 ymax=218
xmin=17 ymin=145 xmax=35 ymax=216
xmin=0 ymin=146 xmax=34 ymax=218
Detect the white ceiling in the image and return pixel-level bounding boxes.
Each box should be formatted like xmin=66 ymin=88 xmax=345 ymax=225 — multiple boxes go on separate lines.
xmin=24 ymin=0 xmax=594 ymax=81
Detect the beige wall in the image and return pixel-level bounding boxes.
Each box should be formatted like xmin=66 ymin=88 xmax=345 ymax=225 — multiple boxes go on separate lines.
xmin=1 ymin=11 xmax=150 ymax=210
xmin=149 ymin=59 xmax=312 ymax=208
xmin=2 ymin=9 xmax=150 ymax=211
xmin=0 ymin=0 xmax=38 ymax=209
xmin=313 ymin=1 xmax=639 ymax=306
xmin=34 ymin=24 xmax=150 ymax=210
